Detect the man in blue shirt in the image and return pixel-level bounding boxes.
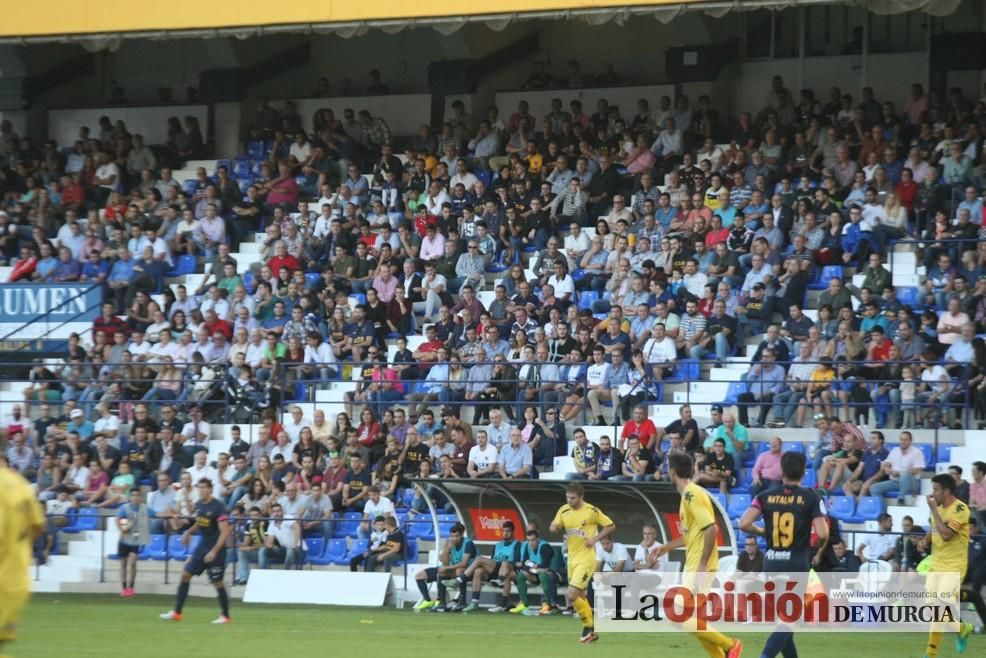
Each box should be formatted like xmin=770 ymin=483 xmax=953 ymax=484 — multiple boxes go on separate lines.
xmin=107 ymin=247 xmax=136 ymax=312
xmin=80 ymin=250 xmax=110 ymax=283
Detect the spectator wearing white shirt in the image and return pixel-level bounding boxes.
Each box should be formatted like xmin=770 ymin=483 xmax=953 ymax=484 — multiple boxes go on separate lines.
xmin=259 ymin=504 xmax=302 ymax=570
xmin=359 ymin=487 xmax=396 ymax=540
xmin=184 ymin=451 xmax=221 ymax=496
xmin=642 ymin=323 xmax=677 ymax=379
xmin=546 ymin=261 xmax=575 ymax=303
xmin=283 ymin=406 xmax=312 ymax=444
xmin=862 ymin=431 xmax=925 ymax=504
xmin=485 ymin=410 xmax=511 ymax=451
xmin=855 ymin=513 xmax=897 ymax=562
xmin=180 ymin=406 xmax=211 ymax=452
xmin=633 ymin=524 xmax=666 ymax=574
xmin=595 ymin=536 xmax=633 ymax=572
xmin=467 ymin=431 xmax=498 ymax=478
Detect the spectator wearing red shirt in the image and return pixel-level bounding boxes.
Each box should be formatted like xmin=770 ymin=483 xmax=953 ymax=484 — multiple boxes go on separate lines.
xmin=895 ymin=167 xmax=917 ymax=211
xmin=7 ymin=246 xmax=37 ymax=282
xmin=355 ymin=407 xmax=381 ymax=450
xmin=862 ymin=326 xmax=893 ymax=380
xmin=267 ymin=240 xmax=300 ymax=274
xmin=202 ymin=309 xmax=233 ymax=340
xmin=92 ymin=302 xmax=128 ymax=337
xmin=60 ymin=174 xmax=86 ymax=212
xmin=620 ymin=405 xmax=657 ymax=451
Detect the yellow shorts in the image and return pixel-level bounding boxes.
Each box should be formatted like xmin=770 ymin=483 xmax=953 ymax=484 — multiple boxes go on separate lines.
xmin=0 ymin=589 xmax=29 ymax=642
xmin=568 ymin=561 xmax=594 ymax=591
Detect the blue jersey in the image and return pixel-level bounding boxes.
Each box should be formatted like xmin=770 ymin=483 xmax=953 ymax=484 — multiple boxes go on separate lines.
xmin=448 ymin=538 xmax=477 ymax=567
xmin=491 ymin=538 xmax=521 ymax=563
xmin=193 ymin=498 xmax=228 ymax=554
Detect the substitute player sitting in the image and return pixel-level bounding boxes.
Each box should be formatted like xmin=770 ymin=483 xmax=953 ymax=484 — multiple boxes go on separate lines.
xmin=159 ymin=478 xmax=233 ymax=624
xmin=461 ymin=520 xmax=521 ymax=612
xmin=510 ymin=527 xmax=557 ymax=615
xmin=413 ymin=522 xmax=476 ymax=612
xmin=550 ymin=482 xmax=615 ymax=644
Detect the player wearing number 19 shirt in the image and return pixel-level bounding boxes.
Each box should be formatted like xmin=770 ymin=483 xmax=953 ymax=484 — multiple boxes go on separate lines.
xmin=160 ymin=478 xmax=233 ymax=624
xmin=740 ymin=451 xmax=829 ymax=658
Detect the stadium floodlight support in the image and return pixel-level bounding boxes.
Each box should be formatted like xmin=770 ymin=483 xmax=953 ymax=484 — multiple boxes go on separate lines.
xmin=0 ymin=0 xmax=959 ymax=45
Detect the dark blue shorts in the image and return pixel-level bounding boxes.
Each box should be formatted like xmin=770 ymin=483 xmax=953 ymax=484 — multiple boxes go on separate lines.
xmin=763 ymin=551 xmax=811 ymax=573
xmin=185 ymin=548 xmax=226 ymax=583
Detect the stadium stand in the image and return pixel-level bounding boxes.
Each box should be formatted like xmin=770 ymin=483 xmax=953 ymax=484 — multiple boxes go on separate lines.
xmin=0 ymin=32 xmax=984 ymax=620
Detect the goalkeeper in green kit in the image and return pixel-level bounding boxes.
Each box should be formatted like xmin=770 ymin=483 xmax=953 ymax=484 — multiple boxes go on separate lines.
xmin=510 ymin=526 xmax=558 ymax=615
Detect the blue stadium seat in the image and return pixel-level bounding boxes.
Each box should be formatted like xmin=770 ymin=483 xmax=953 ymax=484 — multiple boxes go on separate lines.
xmin=732 ymin=469 xmax=753 ymax=494
xmin=232 ymin=157 xmax=252 ymax=178
xmin=165 ymin=254 xmax=197 ymax=277
xmin=349 ymin=293 xmax=366 ymax=305
xmin=666 ymin=358 xmax=700 ymax=382
xmin=723 ymin=381 xmax=749 ymax=406
xmin=802 ymin=468 xmax=816 ymax=488
xmin=164 ymin=534 xmax=188 ymax=561
xmin=62 ymin=508 xmax=99 ymax=533
xmin=783 ymin=442 xmax=804 ymax=454
xmin=577 ymin=290 xmax=600 ymax=311
xmin=182 ymin=179 xmax=198 ymax=196
xmin=247 ymin=141 xmax=265 ymax=159
xmin=708 ymin=491 xmax=727 ymax=509
xmin=343 ymin=539 xmax=369 ymax=564
xmin=396 ymin=539 xmax=419 ymax=566
xmin=475 ymin=170 xmax=492 ymax=188
xmin=851 ymin=496 xmax=883 ymax=523
xmin=304 ymin=272 xmax=320 ymax=290
xmin=808 ymin=265 xmax=844 ymax=290
xmin=896 ymin=286 xmax=920 ymax=309
xmin=407 ymin=517 xmax=436 ymax=541
xmin=142 ymin=535 xmax=168 ymax=561
xmin=302 ymin=537 xmax=325 ymax=565
xmin=334 ymin=512 xmax=362 ymax=538
xmin=936 ymin=444 xmax=951 ymax=464
xmin=438 ymin=514 xmax=458 ymax=538
xmin=828 ymin=495 xmax=856 ymax=521
xmin=571 ymin=268 xmax=585 ymax=282
xmin=727 ymin=494 xmax=751 ymax=520
xmin=485 ymin=251 xmax=507 ymax=273
xmin=313 ymin=538 xmax=347 ymax=566
xmin=400 ymin=488 xmax=415 ymax=508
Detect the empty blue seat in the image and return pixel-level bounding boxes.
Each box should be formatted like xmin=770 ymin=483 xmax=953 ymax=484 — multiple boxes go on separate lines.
xmin=181 ymin=179 xmax=199 ymax=196
xmin=343 ymin=539 xmax=369 ymax=564
xmin=334 ymin=512 xmax=362 ymax=538
xmin=142 ymin=535 xmax=168 ymax=561
xmin=63 ymin=508 xmax=99 ymax=533
xmin=396 ymin=539 xmax=419 ymax=566
xmin=828 ymin=495 xmax=856 ymax=521
xmin=166 ymin=254 xmax=197 ymax=277
xmin=783 ymin=442 xmax=804 ymax=454
xmin=314 ymin=538 xmax=348 ymax=566
xmin=896 ymin=286 xmax=919 ymax=309
xmin=732 ymin=469 xmax=753 ymax=494
xmin=407 ymin=518 xmax=436 ymax=541
xmin=723 ymin=381 xmax=749 ymax=406
xmin=232 ymin=157 xmax=252 ymax=178
xmin=247 ymin=141 xmax=265 ymax=159
xmin=475 ymin=170 xmax=492 ymax=187
xmin=577 ymin=290 xmax=600 ymax=311
xmin=936 ymin=444 xmax=952 ymax=464
xmin=666 ymin=359 xmax=700 ymax=382
xmin=164 ymin=534 xmax=187 ymax=560
xmin=808 ymin=265 xmax=844 ymax=291
xmin=349 ymin=293 xmax=366 ymax=305
xmin=852 ymin=496 xmax=883 ymax=522
xmin=802 ymin=468 xmax=817 ymax=488
xmin=303 ymin=537 xmax=325 ymax=565
xmin=727 ymin=494 xmax=751 ymax=520
xmin=571 ymin=268 xmax=586 ymax=282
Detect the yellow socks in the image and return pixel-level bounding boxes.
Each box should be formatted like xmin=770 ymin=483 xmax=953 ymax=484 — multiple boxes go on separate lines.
xmin=926 ymin=630 xmax=943 ymax=657
xmin=573 ymin=596 xmax=594 ymax=629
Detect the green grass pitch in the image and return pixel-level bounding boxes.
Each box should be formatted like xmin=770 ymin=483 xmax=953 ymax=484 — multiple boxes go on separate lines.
xmin=14 ymin=594 xmax=974 ymax=658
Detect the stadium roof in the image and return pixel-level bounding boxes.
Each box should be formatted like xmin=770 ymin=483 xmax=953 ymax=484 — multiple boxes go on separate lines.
xmin=0 ymin=0 xmax=961 ymax=45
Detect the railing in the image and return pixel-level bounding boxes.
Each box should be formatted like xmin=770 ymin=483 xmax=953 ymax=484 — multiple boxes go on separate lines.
xmin=37 ymin=509 xmax=443 ymax=590
xmin=3 ymin=357 xmax=972 ymax=464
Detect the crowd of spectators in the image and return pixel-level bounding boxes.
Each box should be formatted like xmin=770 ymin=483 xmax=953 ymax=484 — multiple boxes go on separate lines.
xmin=1 ymin=69 xmax=985 ymax=597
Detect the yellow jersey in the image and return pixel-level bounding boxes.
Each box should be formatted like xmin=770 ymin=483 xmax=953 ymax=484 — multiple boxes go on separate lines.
xmin=0 ymin=468 xmax=45 ymax=592
xmin=679 ymin=481 xmax=720 ymax=573
xmin=552 ymin=502 xmax=614 ymax=568
xmin=930 ymin=498 xmax=969 ymax=579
